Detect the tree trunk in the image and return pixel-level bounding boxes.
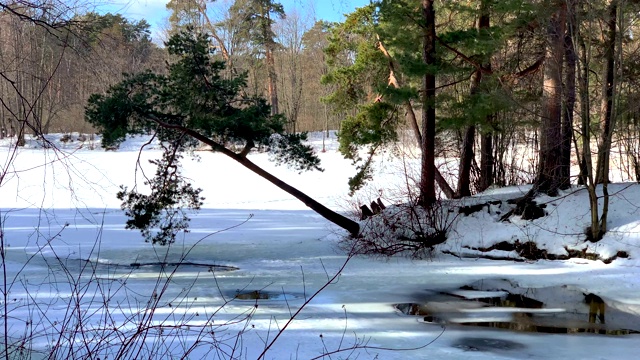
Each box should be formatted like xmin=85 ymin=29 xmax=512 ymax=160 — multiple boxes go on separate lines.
xmin=576 ymin=12 xmax=589 ymax=186
xmin=577 ymin=9 xmax=602 ymax=242
xmin=479 ymin=132 xmax=493 ymax=191
xmin=376 ymin=35 xmax=454 ymax=199
xmin=266 ymin=45 xmax=279 ymax=116
xmin=595 ymin=0 xmax=617 ymax=185
xmin=235 ymin=154 xmax=358 ymax=235
xmin=419 ymin=0 xmax=437 ymax=207
xmin=407 ymin=98 xmax=455 ymax=199
xmin=459 ymin=1 xmax=493 ymax=196
xmin=150 ymin=117 xmax=360 ymax=236
xmin=535 ymin=1 xmax=567 ymax=196
xmin=264 ymin=10 xmax=279 ymax=116
xmin=476 ymin=1 xmax=494 ymax=193
xmin=456 ymin=125 xmax=475 ymax=197
xmin=457 ymin=64 xmax=483 ymax=198
xmin=597 ymin=0 xmax=619 ymax=235
xmin=562 ymin=0 xmax=577 ymax=190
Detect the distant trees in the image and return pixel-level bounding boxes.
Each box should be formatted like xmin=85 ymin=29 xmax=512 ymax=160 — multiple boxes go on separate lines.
xmin=59 ymin=13 xmax=161 ymax=131
xmin=299 ymin=21 xmax=341 ymax=136
xmin=0 ymin=2 xmax=162 ymax=140
xmin=229 ymin=0 xmax=285 ymax=115
xmin=166 ymin=0 xmax=206 ymax=33
xmin=0 ymin=0 xmax=75 ymax=143
xmin=164 ymin=1 xmax=339 ymax=133
xmin=273 ymin=9 xmax=308 ymax=133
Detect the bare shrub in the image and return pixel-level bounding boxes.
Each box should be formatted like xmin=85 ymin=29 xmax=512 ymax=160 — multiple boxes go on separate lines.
xmin=0 ymin=218 xmax=263 ymax=359
xmin=1 ymin=211 xmax=425 ymax=359
xmin=344 ymin=199 xmax=458 ymax=259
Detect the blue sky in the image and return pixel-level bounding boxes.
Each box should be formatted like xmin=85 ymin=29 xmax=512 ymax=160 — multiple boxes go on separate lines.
xmin=99 ymin=0 xmax=370 ymax=41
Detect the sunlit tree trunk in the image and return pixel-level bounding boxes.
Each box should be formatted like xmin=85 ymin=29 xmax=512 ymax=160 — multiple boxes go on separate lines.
xmin=596 ymin=0 xmax=617 ymax=187
xmin=575 ymin=0 xmax=603 ymax=241
xmin=264 ymin=12 xmax=279 ymax=115
xmin=535 ymin=1 xmax=567 ymax=196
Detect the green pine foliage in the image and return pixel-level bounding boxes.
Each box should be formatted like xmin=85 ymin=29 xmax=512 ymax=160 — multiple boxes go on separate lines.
xmin=269 ymin=133 xmax=322 ymax=172
xmin=166 ymin=0 xmax=205 ymax=33
xmin=324 ymin=0 xmax=544 ymax=195
xmin=229 ymin=0 xmax=285 ymax=48
xmin=117 ymin=150 xmax=203 ymax=245
xmin=86 ymin=29 xmax=321 ymax=244
xmin=323 ymin=4 xmax=409 ymax=193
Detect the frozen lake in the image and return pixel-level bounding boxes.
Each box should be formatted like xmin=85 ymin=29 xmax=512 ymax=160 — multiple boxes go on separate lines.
xmin=2 ymin=133 xmax=640 ymax=358
xmin=3 ymin=207 xmax=639 ymax=359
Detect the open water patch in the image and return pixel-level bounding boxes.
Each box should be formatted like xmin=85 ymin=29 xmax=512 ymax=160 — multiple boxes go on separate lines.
xmin=35 ymin=256 xmax=239 ymax=274
xmin=227 ymin=289 xmax=301 ymax=302
xmin=395 ymin=278 xmax=640 ymax=335
xmin=452 ymin=337 xmax=526 ymax=352
xmin=128 ymin=261 xmax=238 ymax=272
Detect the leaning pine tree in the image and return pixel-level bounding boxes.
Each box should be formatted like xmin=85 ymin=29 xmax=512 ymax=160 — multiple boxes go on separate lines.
xmin=86 ymin=30 xmax=360 ymax=244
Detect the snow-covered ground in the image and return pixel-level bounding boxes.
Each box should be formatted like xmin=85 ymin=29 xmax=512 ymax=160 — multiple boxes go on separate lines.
xmin=1 ymin=132 xmax=639 ymax=359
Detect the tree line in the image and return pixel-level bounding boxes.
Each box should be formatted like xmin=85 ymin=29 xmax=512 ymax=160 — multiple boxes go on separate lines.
xmin=0 ymin=3 xmax=162 ymax=142
xmin=0 ymin=1 xmax=347 ymax=139
xmin=3 ymin=0 xmax=640 ymax=240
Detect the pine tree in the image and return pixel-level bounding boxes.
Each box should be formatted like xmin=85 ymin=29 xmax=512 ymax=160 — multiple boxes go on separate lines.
xmin=535 ymin=1 xmax=567 ymax=196
xmin=229 ymin=0 xmax=285 ymax=115
xmin=166 ymin=0 xmax=206 ymax=34
xmin=86 ymin=30 xmax=360 ymax=242
xmin=419 ymin=0 xmax=437 ymax=206
xmin=323 ymin=1 xmax=522 ymax=200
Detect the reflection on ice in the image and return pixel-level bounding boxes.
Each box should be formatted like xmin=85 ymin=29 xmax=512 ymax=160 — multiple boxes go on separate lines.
xmin=395 ymin=278 xmax=640 ymax=335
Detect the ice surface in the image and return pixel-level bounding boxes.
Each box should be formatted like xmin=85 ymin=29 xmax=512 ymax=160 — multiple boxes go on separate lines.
xmin=1 ymin=133 xmax=639 ymax=359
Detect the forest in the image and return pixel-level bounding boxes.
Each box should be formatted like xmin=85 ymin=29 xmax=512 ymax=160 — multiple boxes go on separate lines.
xmin=2 ymin=0 xmax=640 ymax=239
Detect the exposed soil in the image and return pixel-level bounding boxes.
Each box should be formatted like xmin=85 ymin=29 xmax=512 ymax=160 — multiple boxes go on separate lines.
xmin=499 ymin=198 xmax=547 ymax=221
xmin=458 ymin=241 xmax=629 ymax=263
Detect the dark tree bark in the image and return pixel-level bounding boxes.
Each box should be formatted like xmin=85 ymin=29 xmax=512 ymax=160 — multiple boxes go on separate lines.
xmin=477 ymin=3 xmax=494 ymax=193
xmin=459 ymin=2 xmax=493 ymax=196
xmin=479 ymin=132 xmax=493 ymax=191
xmin=149 ymin=116 xmax=360 ymax=236
xmin=577 ymin=9 xmax=590 ymax=186
xmin=595 ymin=0 xmax=617 ymax=185
xmin=562 ymin=0 xmax=577 ymax=189
xmin=457 ymin=125 xmax=475 ymax=198
xmin=596 ymin=0 xmax=618 ymax=235
xmin=419 ymin=0 xmax=437 ymax=207
xmin=535 ymin=1 xmax=567 ymax=196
